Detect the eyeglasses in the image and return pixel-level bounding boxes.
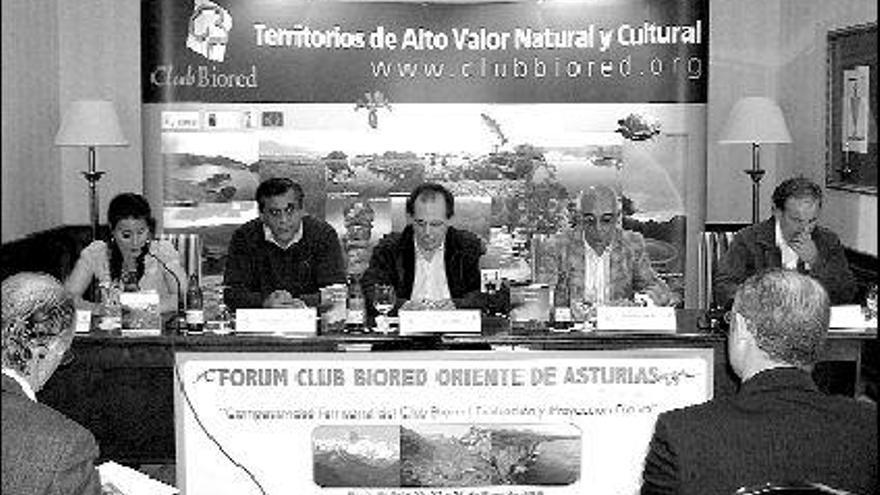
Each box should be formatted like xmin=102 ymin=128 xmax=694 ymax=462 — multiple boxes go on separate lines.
xmin=413 ymin=219 xmax=447 ymax=229
xmin=581 ymin=213 xmax=617 ymax=226
xmin=264 ymin=204 xmax=300 ymax=219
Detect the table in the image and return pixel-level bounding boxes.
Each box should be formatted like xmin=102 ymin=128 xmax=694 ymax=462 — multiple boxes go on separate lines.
xmin=37 ymin=311 xmax=874 ymax=465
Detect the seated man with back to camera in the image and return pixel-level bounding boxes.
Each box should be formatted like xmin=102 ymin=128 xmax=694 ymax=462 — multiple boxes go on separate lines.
xmin=2 ymin=272 xmax=102 ymax=495
xmin=641 ymin=269 xmax=877 ymax=495
xmin=223 ymin=177 xmax=346 ymax=310
xmin=714 ymin=176 xmax=856 ymax=309
xmin=555 ymin=185 xmax=677 ymax=319
xmin=361 ymin=183 xmax=484 ymax=319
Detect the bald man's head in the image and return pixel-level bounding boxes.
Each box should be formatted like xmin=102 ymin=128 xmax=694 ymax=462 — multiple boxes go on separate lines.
xmin=578 ymin=185 xmax=621 ymax=254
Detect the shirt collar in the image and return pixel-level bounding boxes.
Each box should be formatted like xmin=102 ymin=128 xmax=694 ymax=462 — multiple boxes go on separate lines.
xmin=774 ymin=218 xmax=787 ymax=248
xmin=775 ymin=219 xmax=800 ymax=269
xmin=2 ymin=368 xmax=36 ymax=401
xmin=583 ymin=230 xmax=619 ymax=256
xmin=414 ymin=236 xmax=445 ymax=262
xmin=263 ymin=223 xmax=303 ymax=250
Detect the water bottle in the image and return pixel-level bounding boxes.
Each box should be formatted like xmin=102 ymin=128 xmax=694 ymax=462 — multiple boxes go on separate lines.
xmin=552 ymin=270 xmax=573 ymax=330
xmin=185 ymin=273 xmax=204 ymax=334
xmin=213 ymin=285 xmax=234 ymax=335
xmin=346 ymin=274 xmax=365 ymax=332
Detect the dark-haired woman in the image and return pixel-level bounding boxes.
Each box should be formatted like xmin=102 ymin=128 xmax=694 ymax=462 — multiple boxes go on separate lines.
xmin=65 ymin=193 xmax=187 ymax=314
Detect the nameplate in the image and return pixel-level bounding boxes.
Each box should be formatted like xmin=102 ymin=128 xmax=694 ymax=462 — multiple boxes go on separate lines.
xmin=596 ymin=306 xmax=676 ymax=332
xmin=235 ymin=308 xmax=317 ymax=335
xmin=829 ymin=305 xmax=874 ymax=330
xmin=74 ymin=310 xmax=92 ymax=334
xmin=399 ymin=310 xmax=482 ymax=335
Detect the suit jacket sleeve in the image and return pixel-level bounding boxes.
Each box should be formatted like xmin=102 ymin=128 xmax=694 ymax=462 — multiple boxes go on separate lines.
xmin=48 ymin=425 xmax=102 ymax=495
xmin=713 ymin=232 xmax=751 ymax=309
xmin=361 ymin=235 xmax=399 ymax=316
xmin=809 ymin=231 xmax=857 ymax=305
xmin=312 ymin=225 xmax=347 ymax=289
xmin=223 ymin=227 xmax=264 ymax=310
xmin=298 ymin=225 xmax=347 ymax=308
xmin=627 ymin=233 xmax=677 ymax=305
xmin=641 ymin=416 xmax=680 ymax=495
xmin=451 ymin=236 xmax=486 ymax=310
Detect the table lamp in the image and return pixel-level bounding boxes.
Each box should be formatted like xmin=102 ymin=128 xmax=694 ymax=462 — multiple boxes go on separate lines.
xmin=718 ymin=97 xmax=792 ymax=224
xmin=55 ymin=100 xmax=129 ymax=241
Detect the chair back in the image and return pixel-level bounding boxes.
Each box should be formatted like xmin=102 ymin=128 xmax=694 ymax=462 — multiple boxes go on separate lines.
xmin=697 ymin=224 xmax=745 ymax=309
xmin=735 ymin=482 xmax=855 ymax=494
xmin=158 ymin=232 xmax=202 ymax=283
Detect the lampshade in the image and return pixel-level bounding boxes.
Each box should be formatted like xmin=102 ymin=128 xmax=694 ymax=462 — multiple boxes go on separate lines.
xmin=55 ymin=100 xmax=129 ymax=147
xmin=718 ymin=97 xmax=792 ymax=144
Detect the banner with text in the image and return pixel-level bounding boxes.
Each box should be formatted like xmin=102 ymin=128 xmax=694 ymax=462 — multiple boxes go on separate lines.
xmin=175 ymin=349 xmax=713 ymax=495
xmin=142 ymin=0 xmax=708 ymax=103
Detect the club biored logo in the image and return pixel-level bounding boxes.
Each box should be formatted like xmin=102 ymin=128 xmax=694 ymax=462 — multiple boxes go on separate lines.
xmin=187 ymin=0 xmax=232 ymax=62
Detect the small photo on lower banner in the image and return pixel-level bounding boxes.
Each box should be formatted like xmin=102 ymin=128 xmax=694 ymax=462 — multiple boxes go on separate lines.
xmin=312 ymin=423 xmax=581 ymax=488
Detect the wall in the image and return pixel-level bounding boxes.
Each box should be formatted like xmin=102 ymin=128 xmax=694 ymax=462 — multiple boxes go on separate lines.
xmin=1 ymin=0 xmax=62 ymax=242
xmin=2 ymin=0 xmax=876 ymax=255
xmin=1 ymin=0 xmax=141 ymax=243
xmin=58 ymin=0 xmax=143 ymax=227
xmin=777 ymin=0 xmax=877 ymax=255
xmin=707 ymin=0 xmax=785 ymax=224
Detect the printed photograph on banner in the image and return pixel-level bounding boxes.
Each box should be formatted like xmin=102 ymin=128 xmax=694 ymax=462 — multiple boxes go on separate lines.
xmin=312 ymin=425 xmax=400 ymax=488
xmin=157 ymin=102 xmax=689 ymax=298
xmin=310 ymin=423 xmax=580 ymax=488
xmin=400 ymin=423 xmax=580 ymax=487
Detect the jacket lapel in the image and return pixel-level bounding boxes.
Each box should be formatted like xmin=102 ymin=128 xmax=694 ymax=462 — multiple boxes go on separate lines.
xmin=400 ymin=226 xmax=416 ymax=297
xmin=755 ymin=218 xmax=783 ymax=268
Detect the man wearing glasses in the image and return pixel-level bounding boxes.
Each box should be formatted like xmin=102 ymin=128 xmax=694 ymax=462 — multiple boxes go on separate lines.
xmin=223 ymin=177 xmax=346 ymax=309
xmin=556 ymin=185 xmax=676 ymax=318
xmin=361 ymin=182 xmax=484 ymax=318
xmin=641 ymin=270 xmax=876 ymax=494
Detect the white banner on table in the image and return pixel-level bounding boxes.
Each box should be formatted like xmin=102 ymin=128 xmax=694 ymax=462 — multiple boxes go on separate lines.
xmin=175 ymin=349 xmax=713 ymax=495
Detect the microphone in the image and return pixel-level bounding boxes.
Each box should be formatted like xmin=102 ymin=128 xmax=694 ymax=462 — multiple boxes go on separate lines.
xmin=146 ymin=242 xmax=185 ymax=335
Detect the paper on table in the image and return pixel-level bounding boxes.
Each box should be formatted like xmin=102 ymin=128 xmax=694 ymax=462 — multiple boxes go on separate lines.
xmin=98 ymin=461 xmax=178 ymax=495
xmin=235 ymin=308 xmax=317 ymax=335
xmin=829 ymin=305 xmax=876 ymax=331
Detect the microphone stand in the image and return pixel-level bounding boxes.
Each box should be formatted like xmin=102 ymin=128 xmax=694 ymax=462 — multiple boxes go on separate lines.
xmin=146 ymin=247 xmax=186 ymax=336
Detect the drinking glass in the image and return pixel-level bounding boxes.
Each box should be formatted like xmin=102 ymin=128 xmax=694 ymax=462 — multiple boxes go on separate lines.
xmin=373 ymin=284 xmax=396 ymax=334
xmin=865 ymin=284 xmax=878 ymax=321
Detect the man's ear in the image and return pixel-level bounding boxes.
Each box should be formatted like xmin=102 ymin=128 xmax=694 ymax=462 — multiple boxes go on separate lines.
xmin=36 ymin=335 xmax=67 ymax=362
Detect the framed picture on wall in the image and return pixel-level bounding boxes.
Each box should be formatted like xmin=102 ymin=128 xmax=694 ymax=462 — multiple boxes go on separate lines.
xmin=826 ymin=23 xmax=877 ymax=194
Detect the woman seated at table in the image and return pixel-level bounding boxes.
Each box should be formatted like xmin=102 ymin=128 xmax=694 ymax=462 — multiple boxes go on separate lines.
xmin=65 ymin=193 xmax=187 ymax=315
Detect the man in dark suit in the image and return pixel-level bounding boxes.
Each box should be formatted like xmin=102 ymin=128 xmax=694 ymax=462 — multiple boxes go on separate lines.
xmin=2 ymin=272 xmax=102 ymax=495
xmin=714 ymin=177 xmax=856 ymax=308
xmin=361 ymin=182 xmax=484 ymax=318
xmin=641 ymin=269 xmax=876 ymax=495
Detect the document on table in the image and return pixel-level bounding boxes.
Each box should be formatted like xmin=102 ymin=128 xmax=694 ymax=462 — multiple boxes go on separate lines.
xmin=829 ymin=305 xmax=876 ymax=331
xmin=98 ymin=461 xmax=178 ymax=495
